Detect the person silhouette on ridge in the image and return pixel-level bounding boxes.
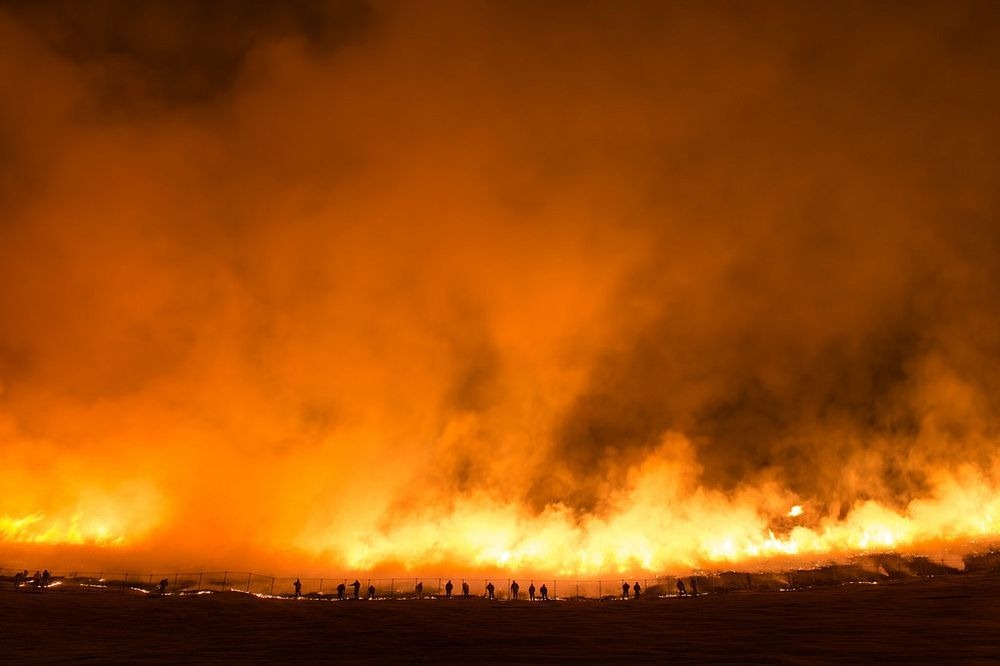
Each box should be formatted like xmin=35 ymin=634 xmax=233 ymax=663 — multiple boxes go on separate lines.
xmin=539 ymin=583 xmax=549 ymax=601
xmin=486 ymin=581 xmax=495 ymax=600
xmin=633 ymin=582 xmax=641 ymax=598
xmin=510 ymin=580 xmax=519 ymax=600
xmin=293 ymin=578 xmax=302 ymax=598
xmin=528 ymin=582 xmax=536 ymax=601
xmin=367 ymin=584 xmax=376 ymax=599
xmin=621 ymin=581 xmax=630 ymax=599
xmin=462 ymin=581 xmax=470 ymax=598
xmin=337 ymin=582 xmax=346 ymax=600
xmin=351 ymin=579 xmax=361 ymax=599
xmin=445 ymin=580 xmax=454 ymax=598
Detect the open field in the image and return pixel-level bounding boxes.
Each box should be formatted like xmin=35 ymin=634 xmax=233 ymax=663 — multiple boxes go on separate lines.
xmin=3 ymin=571 xmax=1000 ymax=663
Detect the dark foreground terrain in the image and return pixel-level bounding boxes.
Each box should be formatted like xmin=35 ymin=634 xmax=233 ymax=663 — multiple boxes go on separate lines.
xmin=3 ymin=573 xmax=999 ymax=663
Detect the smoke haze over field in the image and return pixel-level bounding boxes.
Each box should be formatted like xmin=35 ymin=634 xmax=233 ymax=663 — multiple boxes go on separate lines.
xmin=2 ymin=0 xmax=1000 ymax=573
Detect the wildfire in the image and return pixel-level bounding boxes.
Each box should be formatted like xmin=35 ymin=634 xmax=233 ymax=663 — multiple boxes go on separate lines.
xmin=2 ymin=0 xmax=1000 ymax=582
xmin=3 ymin=436 xmax=1000 ymax=575
xmin=0 ymin=512 xmax=126 ymax=546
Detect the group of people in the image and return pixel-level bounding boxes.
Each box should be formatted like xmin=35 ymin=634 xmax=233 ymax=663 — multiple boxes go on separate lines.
xmin=675 ymin=577 xmax=700 ymax=596
xmin=297 ymin=577 xmax=703 ymax=600
xmin=621 ymin=581 xmax=642 ymax=598
xmin=500 ymin=580 xmax=551 ymax=601
xmin=288 ymin=571 xmax=712 ymax=601
xmin=12 ymin=570 xmax=50 ymax=590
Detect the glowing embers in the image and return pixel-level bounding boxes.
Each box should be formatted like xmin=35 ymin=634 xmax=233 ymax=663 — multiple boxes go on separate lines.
xmin=0 ymin=511 xmax=126 ymax=546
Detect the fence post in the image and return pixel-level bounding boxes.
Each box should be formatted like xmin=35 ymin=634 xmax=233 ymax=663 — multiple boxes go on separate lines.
xmin=598 ymin=580 xmax=601 ymax=600
xmin=173 ymin=573 xmax=178 ymax=593
xmin=123 ymin=573 xmax=128 ymax=593
xmin=391 ymin=578 xmax=394 ymax=599
xmin=553 ymin=580 xmax=557 ymax=599
xmin=270 ymin=577 xmax=275 ymax=596
xmin=198 ymin=573 xmax=203 ymax=591
xmin=246 ymin=572 xmax=252 ymax=593
xmin=320 ymin=578 xmax=324 ymax=595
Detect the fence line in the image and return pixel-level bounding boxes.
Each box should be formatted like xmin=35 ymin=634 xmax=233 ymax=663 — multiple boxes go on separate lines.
xmin=0 ymin=553 xmax=972 ymax=600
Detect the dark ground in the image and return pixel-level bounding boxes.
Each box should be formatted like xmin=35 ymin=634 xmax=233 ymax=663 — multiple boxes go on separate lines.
xmin=3 ymin=572 xmax=999 ymax=663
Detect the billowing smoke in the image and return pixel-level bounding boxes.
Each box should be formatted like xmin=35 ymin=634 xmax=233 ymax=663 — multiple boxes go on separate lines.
xmin=2 ymin=0 xmax=1000 ymax=574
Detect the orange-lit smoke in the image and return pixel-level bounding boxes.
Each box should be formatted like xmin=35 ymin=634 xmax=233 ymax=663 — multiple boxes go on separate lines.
xmin=2 ymin=1 xmax=1000 ymax=575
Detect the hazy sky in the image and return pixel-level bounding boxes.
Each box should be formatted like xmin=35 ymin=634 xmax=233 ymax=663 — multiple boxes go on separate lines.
xmin=2 ymin=0 xmax=1000 ymax=572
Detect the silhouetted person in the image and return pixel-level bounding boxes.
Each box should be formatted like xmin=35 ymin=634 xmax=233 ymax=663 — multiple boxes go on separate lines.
xmin=690 ymin=577 xmax=699 ymax=596
xmin=462 ymin=581 xmax=470 ymax=598
xmin=510 ymin=580 xmax=519 ymax=600
xmin=633 ymin=582 xmax=641 ymax=598
xmin=351 ymin=580 xmax=361 ymax=599
xmin=539 ymin=584 xmax=549 ymax=601
xmin=293 ymin=578 xmax=302 ymax=598
xmin=368 ymin=584 xmax=376 ymax=599
xmin=445 ymin=580 xmax=454 ymax=598
xmin=13 ymin=571 xmax=21 ymax=589
xmin=32 ymin=571 xmax=42 ymax=589
xmin=158 ymin=578 xmax=168 ymax=595
xmin=486 ymin=582 xmax=495 ymax=600
xmin=337 ymin=583 xmax=346 ymax=600
xmin=676 ymin=579 xmax=687 ymax=596
xmin=41 ymin=570 xmax=51 ymax=588
xmin=528 ymin=582 xmax=536 ymax=601
xmin=415 ymin=581 xmax=423 ymax=598
xmin=621 ymin=582 xmax=630 ymax=599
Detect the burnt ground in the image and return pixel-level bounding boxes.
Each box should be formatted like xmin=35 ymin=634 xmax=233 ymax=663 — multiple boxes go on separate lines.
xmin=3 ymin=572 xmax=999 ymax=663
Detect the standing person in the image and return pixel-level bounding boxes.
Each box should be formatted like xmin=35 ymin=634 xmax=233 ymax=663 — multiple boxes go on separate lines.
xmin=445 ymin=580 xmax=454 ymax=598
xmin=633 ymin=582 xmax=641 ymax=598
xmin=539 ymin=584 xmax=548 ymax=601
xmin=510 ymin=580 xmax=519 ymax=600
xmin=351 ymin=580 xmax=361 ymax=599
xmin=158 ymin=578 xmax=169 ymax=595
xmin=528 ymin=582 xmax=536 ymax=601
xmin=367 ymin=584 xmax=376 ymax=600
xmin=462 ymin=581 xmax=470 ymax=598
xmin=13 ymin=571 xmax=22 ymax=589
xmin=41 ymin=570 xmax=51 ymax=588
xmin=415 ymin=581 xmax=423 ymax=598
xmin=621 ymin=581 xmax=630 ymax=599
xmin=336 ymin=583 xmax=346 ymax=600
xmin=293 ymin=579 xmax=302 ymax=598
xmin=690 ymin=577 xmax=699 ymax=596
xmin=486 ymin=581 xmax=495 ymax=600
xmin=676 ymin=579 xmax=687 ymax=596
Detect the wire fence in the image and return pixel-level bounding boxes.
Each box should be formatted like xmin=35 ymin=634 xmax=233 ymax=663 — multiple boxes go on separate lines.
xmin=1 ymin=552 xmax=981 ymax=600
